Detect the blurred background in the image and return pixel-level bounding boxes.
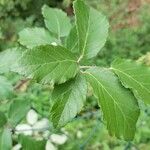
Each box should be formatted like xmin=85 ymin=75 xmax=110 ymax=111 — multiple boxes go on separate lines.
xmin=0 ymin=0 xmax=150 ymax=149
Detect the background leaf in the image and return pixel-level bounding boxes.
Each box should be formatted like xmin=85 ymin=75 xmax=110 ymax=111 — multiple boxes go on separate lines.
xmin=73 ymin=0 xmax=109 ymax=59
xmin=0 ymin=128 xmax=12 ymax=150
xmin=0 ymin=76 xmax=13 ymax=100
xmin=50 ymin=75 xmax=87 ymax=128
xmin=13 ymin=45 xmax=79 ymax=84
xmin=0 ymin=112 xmax=7 ymax=128
xmin=112 ymin=59 xmax=150 ymax=105
xmin=19 ymin=27 xmax=57 ymax=48
xmin=8 ymin=99 xmax=31 ymax=126
xmin=84 ymin=67 xmax=140 ymax=140
xmin=42 ymin=5 xmax=72 ymax=39
xmin=0 ymin=48 xmax=22 ymax=74
xmin=19 ymin=135 xmax=46 ymax=150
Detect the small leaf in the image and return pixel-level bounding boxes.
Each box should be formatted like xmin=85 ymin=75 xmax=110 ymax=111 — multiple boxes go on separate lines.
xmin=0 ymin=48 xmax=22 ymax=74
xmin=0 ymin=128 xmax=12 ymax=150
xmin=111 ymin=59 xmax=150 ymax=105
xmin=8 ymin=100 xmax=31 ymax=126
xmin=19 ymin=27 xmax=57 ymax=48
xmin=73 ymin=0 xmax=109 ymax=59
xmin=51 ymin=75 xmax=87 ymax=128
xmin=0 ymin=76 xmax=13 ymax=100
xmin=0 ymin=112 xmax=7 ymax=128
xmin=19 ymin=135 xmax=46 ymax=150
xmin=84 ymin=67 xmax=140 ymax=140
xmin=66 ymin=26 xmax=79 ymax=54
xmin=42 ymin=5 xmax=72 ymax=38
xmin=13 ymin=45 xmax=79 ymax=84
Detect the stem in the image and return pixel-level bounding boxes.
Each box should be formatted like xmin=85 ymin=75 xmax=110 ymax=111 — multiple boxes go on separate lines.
xmin=77 ymin=54 xmax=83 ymax=63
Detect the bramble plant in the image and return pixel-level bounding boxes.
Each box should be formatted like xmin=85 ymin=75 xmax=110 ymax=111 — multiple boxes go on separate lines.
xmin=0 ymin=0 xmax=150 ymax=146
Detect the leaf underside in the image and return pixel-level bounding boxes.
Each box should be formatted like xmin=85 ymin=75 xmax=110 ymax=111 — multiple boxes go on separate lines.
xmin=19 ymin=27 xmax=57 ymax=48
xmin=42 ymin=5 xmax=72 ymax=38
xmin=84 ymin=67 xmax=140 ymax=140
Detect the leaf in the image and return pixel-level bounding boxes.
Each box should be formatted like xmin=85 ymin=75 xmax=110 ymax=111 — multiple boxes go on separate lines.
xmin=66 ymin=26 xmax=79 ymax=54
xmin=111 ymin=59 xmax=150 ymax=105
xmin=84 ymin=67 xmax=140 ymax=140
xmin=19 ymin=135 xmax=46 ymax=150
xmin=0 ymin=76 xmax=13 ymax=100
xmin=8 ymin=100 xmax=31 ymax=126
xmin=0 ymin=112 xmax=7 ymax=128
xmin=19 ymin=27 xmax=57 ymax=48
xmin=13 ymin=45 xmax=79 ymax=84
xmin=42 ymin=5 xmax=72 ymax=38
xmin=0 ymin=48 xmax=22 ymax=74
xmin=73 ymin=0 xmax=109 ymax=59
xmin=0 ymin=128 xmax=12 ymax=150
xmin=50 ymin=75 xmax=87 ymax=128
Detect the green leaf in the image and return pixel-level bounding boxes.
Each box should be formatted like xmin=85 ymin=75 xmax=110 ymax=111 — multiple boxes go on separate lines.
xmin=0 ymin=112 xmax=7 ymax=128
xmin=19 ymin=135 xmax=46 ymax=150
xmin=42 ymin=5 xmax=72 ymax=38
xmin=50 ymin=75 xmax=87 ymax=128
xmin=111 ymin=59 xmax=150 ymax=105
xmin=73 ymin=0 xmax=109 ymax=59
xmin=66 ymin=26 xmax=79 ymax=54
xmin=19 ymin=27 xmax=57 ymax=48
xmin=13 ymin=45 xmax=79 ymax=84
xmin=84 ymin=67 xmax=140 ymax=140
xmin=0 ymin=76 xmax=13 ymax=100
xmin=8 ymin=100 xmax=30 ymax=126
xmin=0 ymin=128 xmax=12 ymax=150
xmin=0 ymin=48 xmax=22 ymax=74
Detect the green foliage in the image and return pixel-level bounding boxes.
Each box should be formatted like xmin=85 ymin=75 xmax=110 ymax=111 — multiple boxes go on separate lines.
xmin=74 ymin=0 xmax=109 ymax=59
xmin=0 ymin=0 xmax=150 ymax=145
xmin=94 ymin=1 xmax=150 ymax=66
xmin=19 ymin=135 xmax=46 ymax=150
xmin=13 ymin=45 xmax=79 ymax=84
xmin=0 ymin=128 xmax=12 ymax=150
xmin=0 ymin=112 xmax=7 ymax=128
xmin=84 ymin=67 xmax=139 ymax=140
xmin=0 ymin=48 xmax=22 ymax=73
xmin=112 ymin=59 xmax=150 ymax=105
xmin=8 ymin=99 xmax=31 ymax=126
xmin=19 ymin=27 xmax=57 ymax=48
xmin=0 ymin=76 xmax=13 ymax=100
xmin=50 ymin=75 xmax=87 ymax=128
xmin=42 ymin=5 xmax=72 ymax=38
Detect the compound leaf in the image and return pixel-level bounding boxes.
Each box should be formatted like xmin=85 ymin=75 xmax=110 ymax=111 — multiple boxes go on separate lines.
xmin=50 ymin=75 xmax=87 ymax=128
xmin=19 ymin=27 xmax=57 ymax=48
xmin=84 ymin=67 xmax=140 ymax=140
xmin=112 ymin=59 xmax=150 ymax=105
xmin=73 ymin=0 xmax=109 ymax=59
xmin=42 ymin=5 xmax=72 ymax=38
xmin=13 ymin=45 xmax=79 ymax=84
